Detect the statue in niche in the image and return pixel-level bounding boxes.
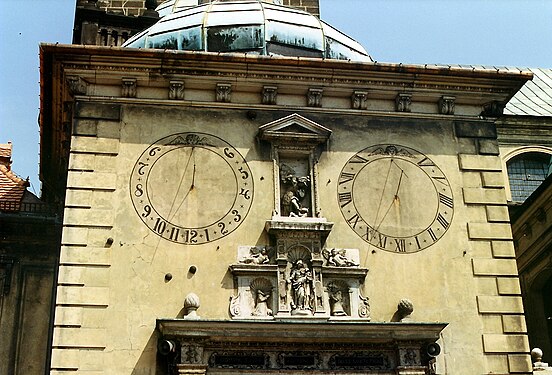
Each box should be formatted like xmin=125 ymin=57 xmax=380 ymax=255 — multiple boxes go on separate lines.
xmin=250 ymin=278 xmax=273 ymax=317
xmin=239 ymin=246 xmax=270 ymax=265
xmin=288 ymin=260 xmax=314 ymax=314
xmin=280 ymin=163 xmax=310 ymax=217
xmin=322 ymin=248 xmax=359 ymax=267
xmin=327 ymin=282 xmax=348 ymax=316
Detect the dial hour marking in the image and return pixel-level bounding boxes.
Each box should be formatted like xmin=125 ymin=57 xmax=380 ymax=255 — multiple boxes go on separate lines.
xmin=339 ymin=172 xmax=356 ymax=185
xmin=338 ymin=192 xmax=353 ymax=208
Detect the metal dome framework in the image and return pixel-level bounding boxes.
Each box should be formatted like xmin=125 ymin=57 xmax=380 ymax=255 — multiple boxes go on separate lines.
xmin=123 ymin=0 xmax=372 ymax=62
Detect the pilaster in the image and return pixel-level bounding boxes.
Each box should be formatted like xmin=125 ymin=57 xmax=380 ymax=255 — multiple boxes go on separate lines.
xmin=456 ymin=120 xmax=531 ymax=374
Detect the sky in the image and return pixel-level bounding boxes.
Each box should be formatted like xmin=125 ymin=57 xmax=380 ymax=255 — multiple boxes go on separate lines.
xmin=1 ymin=0 xmax=552 ymax=195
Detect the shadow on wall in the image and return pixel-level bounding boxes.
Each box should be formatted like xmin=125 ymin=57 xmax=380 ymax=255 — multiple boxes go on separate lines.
xmin=131 ymin=330 xmax=165 ymax=375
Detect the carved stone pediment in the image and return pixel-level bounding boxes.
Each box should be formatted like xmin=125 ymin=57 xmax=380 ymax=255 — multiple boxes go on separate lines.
xmin=258 ymin=113 xmax=331 ymax=146
xmin=259 ymin=114 xmax=331 ymax=219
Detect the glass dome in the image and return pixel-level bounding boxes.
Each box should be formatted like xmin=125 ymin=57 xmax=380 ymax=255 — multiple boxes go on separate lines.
xmin=123 ymin=0 xmax=372 ymax=62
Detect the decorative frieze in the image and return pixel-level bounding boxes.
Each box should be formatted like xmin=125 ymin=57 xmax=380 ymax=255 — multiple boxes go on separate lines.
xmin=439 ymin=96 xmax=455 ymax=115
xmin=307 ymin=88 xmax=323 ymax=107
xmin=351 ymin=90 xmax=368 ymax=110
xmin=121 ymin=78 xmax=137 ymax=98
xmin=158 ymin=319 xmax=446 ymax=374
xmin=216 ymin=83 xmax=232 ymax=103
xmin=169 ymin=80 xmax=184 ymax=100
xmin=262 ymin=85 xmax=278 ymax=105
xmin=395 ymin=93 xmax=412 ymax=112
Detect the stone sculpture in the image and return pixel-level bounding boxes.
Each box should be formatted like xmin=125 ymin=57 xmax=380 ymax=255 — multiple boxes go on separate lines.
xmin=239 ymin=246 xmax=270 ymax=264
xmin=288 ymin=260 xmax=314 ymax=314
xmin=280 ymin=164 xmax=310 ymax=217
xmin=184 ymin=293 xmax=200 ymax=320
xmin=323 ymin=248 xmax=359 ymax=267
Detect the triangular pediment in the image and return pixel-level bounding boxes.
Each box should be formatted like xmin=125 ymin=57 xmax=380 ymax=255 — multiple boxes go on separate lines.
xmin=258 ymin=113 xmax=331 ymax=144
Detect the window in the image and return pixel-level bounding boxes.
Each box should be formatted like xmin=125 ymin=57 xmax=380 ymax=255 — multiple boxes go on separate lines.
xmin=507 ymin=152 xmax=551 ymax=203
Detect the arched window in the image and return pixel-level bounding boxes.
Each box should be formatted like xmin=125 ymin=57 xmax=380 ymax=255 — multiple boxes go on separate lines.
xmin=507 ymin=152 xmax=551 ymax=203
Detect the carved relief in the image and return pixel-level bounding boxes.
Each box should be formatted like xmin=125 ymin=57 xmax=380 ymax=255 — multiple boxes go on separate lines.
xmin=66 ymin=75 xmax=87 ymax=95
xmin=323 ymin=248 xmax=359 ymax=267
xmin=229 ymin=228 xmax=369 ymax=320
xmin=229 ymin=294 xmax=240 ymax=318
xmin=121 ymin=78 xmax=137 ymax=98
xmin=439 ymin=95 xmax=455 ymax=115
xmin=307 ymin=88 xmax=323 ymax=107
xmin=262 ymin=85 xmax=278 ymax=105
xmin=250 ymin=278 xmax=273 ymax=316
xmin=401 ymin=348 xmax=420 ymax=366
xmin=181 ymin=344 xmax=203 ymax=364
xmin=327 ymin=281 xmax=349 ymax=316
xmin=358 ymin=293 xmax=371 ymax=320
xmin=216 ymin=83 xmax=232 ymax=102
xmin=169 ymin=80 xmax=184 ymax=100
xmin=239 ymin=246 xmax=271 ymax=264
xmin=395 ymin=93 xmax=411 ymax=112
xmin=351 ymin=90 xmax=368 ymax=110
xmin=280 ymin=163 xmax=311 ymax=217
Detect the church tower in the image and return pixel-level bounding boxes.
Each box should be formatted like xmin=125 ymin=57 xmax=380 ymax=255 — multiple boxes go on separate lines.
xmin=40 ymin=1 xmax=533 ymax=374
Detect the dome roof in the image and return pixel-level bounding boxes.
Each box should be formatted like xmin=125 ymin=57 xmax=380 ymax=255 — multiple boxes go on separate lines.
xmin=122 ymin=0 xmax=372 ymax=62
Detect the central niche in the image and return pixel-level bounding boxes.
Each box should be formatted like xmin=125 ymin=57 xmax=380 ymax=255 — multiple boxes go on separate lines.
xmin=257 ymin=113 xmax=332 ymax=219
xmin=279 ymin=156 xmax=312 ymax=218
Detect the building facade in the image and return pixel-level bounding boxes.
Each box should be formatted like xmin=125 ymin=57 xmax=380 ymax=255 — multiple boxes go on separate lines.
xmin=25 ymin=0 xmax=550 ymax=374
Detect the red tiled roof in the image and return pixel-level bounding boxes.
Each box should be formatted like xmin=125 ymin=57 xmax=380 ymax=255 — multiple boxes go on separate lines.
xmin=0 ymin=164 xmax=29 ymax=212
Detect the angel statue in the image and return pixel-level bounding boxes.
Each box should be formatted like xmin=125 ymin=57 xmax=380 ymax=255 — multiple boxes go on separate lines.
xmin=322 ymin=248 xmax=359 ymax=267
xmin=239 ymin=247 xmax=270 ymax=265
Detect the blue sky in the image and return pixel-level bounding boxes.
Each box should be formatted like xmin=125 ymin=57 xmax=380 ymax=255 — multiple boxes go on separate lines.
xmin=2 ymin=0 xmax=552 ymax=194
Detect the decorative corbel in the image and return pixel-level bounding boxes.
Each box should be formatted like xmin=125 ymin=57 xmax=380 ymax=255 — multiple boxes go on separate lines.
xmin=439 ymin=96 xmax=455 ymax=115
xmin=395 ymin=93 xmax=412 ymax=112
xmin=66 ymin=75 xmax=87 ymax=96
xmin=351 ymin=90 xmax=368 ymax=110
xmin=216 ymin=83 xmax=232 ymax=103
xmin=169 ymin=80 xmax=184 ymax=100
xmin=122 ymin=78 xmax=137 ymax=98
xmin=307 ymin=88 xmax=323 ymax=108
xmin=262 ymin=86 xmax=278 ymax=105
xmin=481 ymin=100 xmax=505 ymax=117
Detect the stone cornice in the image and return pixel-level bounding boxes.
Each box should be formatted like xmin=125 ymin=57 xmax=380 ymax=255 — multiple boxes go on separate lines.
xmin=41 ymin=44 xmax=530 ymax=101
xmin=157 ymin=319 xmax=447 ymax=342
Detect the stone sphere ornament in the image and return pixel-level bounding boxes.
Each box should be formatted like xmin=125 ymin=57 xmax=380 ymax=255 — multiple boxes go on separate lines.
xmin=184 ymin=293 xmax=200 ymax=320
xmin=397 ymin=298 xmax=414 ymax=322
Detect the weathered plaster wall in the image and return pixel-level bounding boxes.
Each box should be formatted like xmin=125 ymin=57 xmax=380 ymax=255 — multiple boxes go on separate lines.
xmin=50 ymin=102 xmax=529 ymax=374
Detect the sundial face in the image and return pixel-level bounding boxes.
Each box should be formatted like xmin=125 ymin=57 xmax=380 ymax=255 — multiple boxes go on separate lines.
xmin=130 ymin=132 xmax=254 ymax=244
xmin=338 ymin=144 xmax=454 ymax=253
